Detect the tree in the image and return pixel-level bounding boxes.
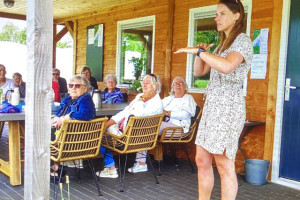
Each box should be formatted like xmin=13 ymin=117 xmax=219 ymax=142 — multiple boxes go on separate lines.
xmin=0 ymin=23 xmax=72 ymax=47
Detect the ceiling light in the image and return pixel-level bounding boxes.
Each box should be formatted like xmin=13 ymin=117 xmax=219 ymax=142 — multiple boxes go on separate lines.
xmin=4 ymin=0 xmax=15 ymax=8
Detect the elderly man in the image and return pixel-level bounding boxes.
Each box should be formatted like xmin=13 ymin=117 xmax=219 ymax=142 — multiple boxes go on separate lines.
xmin=52 ymin=68 xmax=68 ymax=98
xmin=0 ymin=64 xmax=14 ymax=98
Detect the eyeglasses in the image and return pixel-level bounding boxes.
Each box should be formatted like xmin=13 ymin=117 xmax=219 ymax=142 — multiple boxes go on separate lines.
xmin=173 ymin=82 xmax=184 ymax=86
xmin=52 ymin=73 xmax=59 ymax=75
xmin=68 ymin=84 xmax=85 ymax=89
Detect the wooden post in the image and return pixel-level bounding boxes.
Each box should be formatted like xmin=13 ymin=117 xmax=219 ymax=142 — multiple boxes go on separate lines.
xmin=263 ymin=0 xmax=283 ymax=175
xmin=163 ymin=0 xmax=175 ymax=97
xmin=73 ymin=20 xmax=78 ymax=74
xmin=25 ymin=0 xmax=53 ymax=199
xmin=53 ymin=24 xmax=57 ymax=69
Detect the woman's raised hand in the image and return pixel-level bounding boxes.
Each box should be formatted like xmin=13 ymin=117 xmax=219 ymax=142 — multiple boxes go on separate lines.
xmin=174 ymin=43 xmax=214 ymax=54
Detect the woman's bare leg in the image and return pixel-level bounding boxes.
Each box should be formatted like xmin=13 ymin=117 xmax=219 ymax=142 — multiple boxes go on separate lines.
xmin=195 ymin=145 xmax=214 ymax=200
xmin=214 ymin=154 xmax=238 ymax=200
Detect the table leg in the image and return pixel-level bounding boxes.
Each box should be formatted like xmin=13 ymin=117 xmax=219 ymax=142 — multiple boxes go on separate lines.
xmin=238 ymin=126 xmax=254 ymax=160
xmin=8 ymin=121 xmax=21 ymax=186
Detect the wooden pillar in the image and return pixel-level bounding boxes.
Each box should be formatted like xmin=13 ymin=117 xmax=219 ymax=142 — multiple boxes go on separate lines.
xmin=263 ymin=0 xmax=283 ymax=172
xmin=73 ymin=20 xmax=78 ymax=74
xmin=25 ymin=0 xmax=52 ymax=199
xmin=53 ymin=24 xmax=57 ymax=69
xmin=163 ymin=0 xmax=175 ymax=97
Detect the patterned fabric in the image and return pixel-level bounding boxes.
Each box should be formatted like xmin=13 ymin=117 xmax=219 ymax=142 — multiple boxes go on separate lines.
xmin=195 ymin=33 xmax=253 ymax=161
xmin=101 ymin=88 xmax=124 ymax=104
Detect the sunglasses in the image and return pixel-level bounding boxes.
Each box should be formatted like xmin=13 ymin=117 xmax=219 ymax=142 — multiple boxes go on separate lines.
xmin=52 ymin=73 xmax=59 ymax=75
xmin=69 ymin=84 xmax=85 ymax=89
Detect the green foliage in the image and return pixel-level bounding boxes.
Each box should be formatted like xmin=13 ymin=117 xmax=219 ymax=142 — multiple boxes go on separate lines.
xmin=193 ymin=30 xmax=220 ymax=88
xmin=194 ymin=30 xmax=219 ymax=53
xmin=129 ymin=80 xmax=142 ymax=93
xmin=57 ymin=40 xmax=72 ymax=48
xmin=128 ymin=52 xmax=147 ymax=80
xmin=0 ymin=23 xmax=71 ymax=48
xmin=0 ymin=24 xmax=24 ymax=44
xmin=194 ymin=79 xmax=209 ymax=89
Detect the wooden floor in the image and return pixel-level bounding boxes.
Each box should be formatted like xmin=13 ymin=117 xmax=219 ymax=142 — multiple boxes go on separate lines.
xmin=1 ymin=124 xmax=300 ymax=200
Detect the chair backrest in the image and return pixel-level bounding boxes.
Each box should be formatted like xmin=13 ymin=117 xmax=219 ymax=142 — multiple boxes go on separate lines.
xmin=50 ymin=117 xmax=107 ymax=162
xmin=104 ymin=114 xmax=164 ymax=154
xmin=159 ymin=105 xmax=202 ymax=143
xmin=186 ymin=105 xmax=202 ymax=140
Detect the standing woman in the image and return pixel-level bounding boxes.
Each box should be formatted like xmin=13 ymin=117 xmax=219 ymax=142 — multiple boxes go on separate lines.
xmin=175 ymin=0 xmax=252 ymax=199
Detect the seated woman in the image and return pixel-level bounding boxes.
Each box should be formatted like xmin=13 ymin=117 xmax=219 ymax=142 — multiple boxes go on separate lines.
xmin=159 ymin=76 xmax=197 ymax=134
xmin=12 ymin=72 xmax=26 ymax=98
xmin=50 ymin=75 xmax=95 ymax=177
xmin=96 ymin=74 xmax=163 ymax=178
xmin=101 ymin=74 xmax=124 ymax=104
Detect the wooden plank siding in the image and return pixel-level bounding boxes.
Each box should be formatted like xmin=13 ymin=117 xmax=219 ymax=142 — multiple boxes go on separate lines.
xmin=69 ymin=0 xmax=281 ymax=173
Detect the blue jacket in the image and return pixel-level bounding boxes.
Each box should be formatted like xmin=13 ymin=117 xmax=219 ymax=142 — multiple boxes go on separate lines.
xmin=101 ymin=87 xmax=124 ymax=104
xmin=55 ymin=93 xmax=95 ymax=121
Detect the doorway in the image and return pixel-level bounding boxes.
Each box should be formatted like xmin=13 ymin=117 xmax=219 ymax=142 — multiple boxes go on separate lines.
xmin=273 ymin=0 xmax=300 ymax=190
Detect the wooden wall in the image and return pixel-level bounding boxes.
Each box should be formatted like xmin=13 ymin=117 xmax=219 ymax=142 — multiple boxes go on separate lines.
xmin=72 ymin=0 xmax=280 ymax=173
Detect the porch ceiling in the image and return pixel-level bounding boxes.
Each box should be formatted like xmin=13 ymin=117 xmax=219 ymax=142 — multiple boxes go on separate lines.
xmin=0 ymin=0 xmax=140 ymax=22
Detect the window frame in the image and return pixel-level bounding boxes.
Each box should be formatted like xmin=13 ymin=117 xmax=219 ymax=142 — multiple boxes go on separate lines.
xmin=115 ymin=15 xmax=156 ymax=88
xmin=186 ymin=0 xmax=252 ymax=95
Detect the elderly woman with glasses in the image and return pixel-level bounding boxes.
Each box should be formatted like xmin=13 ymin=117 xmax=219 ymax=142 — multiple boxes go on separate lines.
xmin=50 ymin=75 xmax=95 ymax=178
xmin=159 ymin=76 xmax=196 ymax=134
xmin=96 ymin=74 xmax=163 ymax=178
xmin=101 ymin=74 xmax=124 ymax=104
xmin=51 ymin=75 xmax=95 ymax=130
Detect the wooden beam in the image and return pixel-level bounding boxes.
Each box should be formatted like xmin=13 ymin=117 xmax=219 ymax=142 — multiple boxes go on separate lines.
xmin=0 ymin=12 xmax=26 ymax=20
xmin=65 ymin=21 xmax=74 ymax=38
xmin=264 ymin=0 xmax=283 ymax=174
xmin=25 ymin=0 xmax=52 ymax=198
xmin=54 ymin=26 xmax=69 ymax=43
xmin=163 ymin=0 xmax=175 ymax=97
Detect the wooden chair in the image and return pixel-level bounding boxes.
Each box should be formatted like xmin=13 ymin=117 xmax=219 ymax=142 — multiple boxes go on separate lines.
xmin=101 ymin=113 xmax=164 ymax=192
xmin=50 ymin=117 xmax=107 ymax=196
xmin=153 ymin=106 xmax=202 ymax=173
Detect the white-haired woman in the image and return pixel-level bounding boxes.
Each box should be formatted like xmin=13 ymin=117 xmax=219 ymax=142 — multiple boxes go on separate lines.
xmin=101 ymin=74 xmax=124 ymax=103
xmin=159 ymin=76 xmax=197 ymax=134
xmin=96 ymin=74 xmax=163 ymax=178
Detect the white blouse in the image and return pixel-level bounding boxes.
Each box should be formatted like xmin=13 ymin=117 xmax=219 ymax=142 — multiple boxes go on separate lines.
xmin=111 ymin=93 xmax=163 ymax=128
xmin=162 ymin=94 xmax=197 ymax=133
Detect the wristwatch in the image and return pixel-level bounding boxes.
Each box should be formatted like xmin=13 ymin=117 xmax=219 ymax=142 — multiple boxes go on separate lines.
xmin=197 ymin=48 xmax=205 ymax=57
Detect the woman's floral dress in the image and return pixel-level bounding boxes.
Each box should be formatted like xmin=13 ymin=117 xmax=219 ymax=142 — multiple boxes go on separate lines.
xmin=195 ymin=33 xmax=253 ymax=161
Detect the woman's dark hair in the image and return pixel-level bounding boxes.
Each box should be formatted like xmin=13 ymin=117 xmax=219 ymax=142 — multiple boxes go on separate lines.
xmin=216 ymin=0 xmax=245 ymax=54
xmin=81 ymin=65 xmax=92 ymax=74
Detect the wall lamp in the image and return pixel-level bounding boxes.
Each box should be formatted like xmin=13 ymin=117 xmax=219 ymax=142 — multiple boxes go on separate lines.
xmin=4 ymin=0 xmax=15 ymax=8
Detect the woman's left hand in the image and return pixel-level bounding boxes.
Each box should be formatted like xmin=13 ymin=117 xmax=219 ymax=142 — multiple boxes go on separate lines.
xmin=56 ymin=115 xmax=70 ymax=128
xmin=141 ymin=91 xmax=156 ymax=102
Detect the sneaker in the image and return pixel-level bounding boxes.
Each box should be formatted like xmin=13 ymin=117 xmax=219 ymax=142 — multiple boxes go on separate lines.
xmin=128 ymin=163 xmax=148 ymax=173
xmin=64 ymin=160 xmax=84 ymax=169
xmin=96 ymin=167 xmax=118 ymax=178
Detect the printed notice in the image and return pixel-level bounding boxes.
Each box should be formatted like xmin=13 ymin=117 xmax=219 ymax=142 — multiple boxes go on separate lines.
xmin=253 ymin=28 xmax=269 ymax=54
xmin=250 ymin=54 xmax=268 ymax=79
xmin=88 ymin=28 xmax=95 ymax=45
xmin=97 ymin=24 xmax=103 ymax=47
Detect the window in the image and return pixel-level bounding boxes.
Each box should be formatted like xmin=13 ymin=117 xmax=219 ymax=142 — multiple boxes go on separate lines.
xmin=186 ymin=0 xmax=252 ymax=94
xmin=116 ymin=16 xmax=155 ymax=88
